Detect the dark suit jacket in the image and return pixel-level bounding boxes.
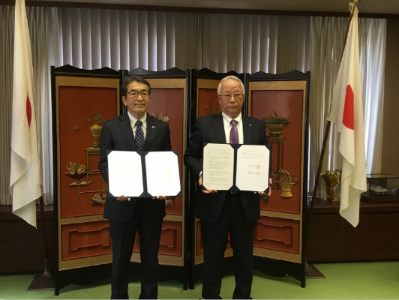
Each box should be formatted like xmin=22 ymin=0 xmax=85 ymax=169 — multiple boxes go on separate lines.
xmin=98 ymin=113 xmax=172 ymax=222
xmin=184 ymin=113 xmax=269 ymax=224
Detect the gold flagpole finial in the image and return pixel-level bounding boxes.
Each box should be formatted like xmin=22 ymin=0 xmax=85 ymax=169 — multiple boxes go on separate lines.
xmin=349 ymin=0 xmax=361 ymax=13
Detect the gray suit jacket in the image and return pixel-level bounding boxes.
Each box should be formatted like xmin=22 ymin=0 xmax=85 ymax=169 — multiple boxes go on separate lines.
xmin=98 ymin=113 xmax=172 ymax=222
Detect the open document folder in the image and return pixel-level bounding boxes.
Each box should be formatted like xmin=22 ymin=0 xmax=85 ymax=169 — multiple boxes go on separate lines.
xmin=107 ymin=151 xmax=181 ymax=198
xmin=202 ymin=143 xmax=270 ymax=193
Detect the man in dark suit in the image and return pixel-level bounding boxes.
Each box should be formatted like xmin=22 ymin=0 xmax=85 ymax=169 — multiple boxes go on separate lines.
xmin=99 ymin=75 xmax=173 ymax=299
xmin=184 ymin=75 xmax=271 ymax=299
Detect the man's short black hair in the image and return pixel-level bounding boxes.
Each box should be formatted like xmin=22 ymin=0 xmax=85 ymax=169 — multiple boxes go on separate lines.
xmin=121 ymin=75 xmax=151 ymax=97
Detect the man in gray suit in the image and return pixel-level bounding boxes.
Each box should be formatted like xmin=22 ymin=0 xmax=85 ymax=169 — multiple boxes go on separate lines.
xmin=99 ymin=75 xmax=173 ymax=299
xmin=184 ymin=75 xmax=271 ymax=299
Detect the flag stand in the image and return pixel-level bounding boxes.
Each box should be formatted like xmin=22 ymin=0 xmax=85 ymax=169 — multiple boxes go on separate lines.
xmin=28 ymin=196 xmax=54 ymax=291
xmin=304 ymin=0 xmax=359 ymax=279
xmin=28 ymin=259 xmax=54 ymax=291
xmin=305 ymin=263 xmax=326 ymax=279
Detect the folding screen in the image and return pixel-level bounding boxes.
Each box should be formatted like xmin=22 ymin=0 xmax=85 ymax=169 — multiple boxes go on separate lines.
xmin=247 ymin=70 xmax=310 ymax=287
xmin=125 ymin=68 xmax=190 ymax=288
xmin=51 ymin=66 xmax=310 ymax=293
xmin=52 ymin=65 xmax=122 ymax=294
xmin=189 ymin=68 xmax=246 ymax=286
xmin=189 ymin=69 xmax=310 ymax=288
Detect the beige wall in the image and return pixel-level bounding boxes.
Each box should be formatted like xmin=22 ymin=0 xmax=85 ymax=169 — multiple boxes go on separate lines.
xmin=381 ymin=18 xmax=399 ymax=176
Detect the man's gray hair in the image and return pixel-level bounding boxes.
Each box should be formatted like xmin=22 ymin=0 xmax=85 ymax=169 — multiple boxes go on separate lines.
xmin=217 ymin=75 xmax=245 ymax=95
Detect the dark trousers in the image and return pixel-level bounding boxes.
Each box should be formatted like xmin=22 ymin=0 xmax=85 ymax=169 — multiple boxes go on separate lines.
xmin=201 ymin=193 xmax=256 ymax=299
xmin=109 ymin=199 xmax=164 ymax=299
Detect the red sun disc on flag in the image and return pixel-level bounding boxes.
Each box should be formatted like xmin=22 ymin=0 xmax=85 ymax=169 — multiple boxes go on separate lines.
xmin=26 ymin=96 xmax=32 ymax=127
xmin=343 ymin=85 xmax=354 ymax=130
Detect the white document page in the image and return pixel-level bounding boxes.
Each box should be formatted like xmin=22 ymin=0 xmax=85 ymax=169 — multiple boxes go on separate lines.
xmin=236 ymin=145 xmax=270 ymax=192
xmin=203 ymin=143 xmax=234 ymax=191
xmin=145 ymin=152 xmax=181 ymax=196
xmin=108 ymin=151 xmax=143 ymax=197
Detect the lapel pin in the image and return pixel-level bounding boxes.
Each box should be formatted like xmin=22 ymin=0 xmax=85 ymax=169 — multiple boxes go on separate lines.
xmin=152 ymin=126 xmax=155 ymax=129
xmin=249 ymin=124 xmax=252 ymax=126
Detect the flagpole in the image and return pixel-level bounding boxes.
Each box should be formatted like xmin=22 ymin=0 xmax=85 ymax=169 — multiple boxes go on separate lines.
xmin=28 ymin=194 xmax=54 ymax=290
xmin=11 ymin=0 xmax=54 ymax=289
xmin=305 ymin=0 xmax=360 ymax=278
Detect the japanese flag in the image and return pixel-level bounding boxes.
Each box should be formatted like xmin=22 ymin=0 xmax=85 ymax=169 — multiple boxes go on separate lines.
xmin=329 ymin=6 xmax=367 ymax=227
xmin=10 ymin=0 xmax=42 ymax=228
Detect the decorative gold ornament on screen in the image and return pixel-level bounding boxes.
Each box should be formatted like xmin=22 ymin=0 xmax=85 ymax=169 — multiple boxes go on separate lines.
xmin=65 ymin=162 xmax=87 ymax=183
xmin=149 ymin=112 xmax=170 ymax=123
xmin=264 ymin=110 xmax=289 ymax=137
xmin=73 ymin=107 xmax=105 ymax=148
xmin=204 ymin=97 xmax=221 ymax=115
xmin=273 ymin=169 xmax=298 ymax=198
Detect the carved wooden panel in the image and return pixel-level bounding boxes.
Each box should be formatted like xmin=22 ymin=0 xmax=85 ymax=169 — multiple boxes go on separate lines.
xmin=192 ymin=71 xmax=242 ymax=265
xmin=61 ymin=221 xmax=112 ymax=260
xmin=54 ymin=69 xmax=121 ymax=272
xmin=125 ymin=71 xmax=188 ymax=268
xmin=145 ymin=83 xmax=185 ymax=216
xmin=249 ymin=84 xmax=306 ymax=214
xmin=56 ymin=78 xmax=120 ymax=218
xmin=254 ymin=216 xmax=299 ymax=254
xmin=197 ymin=79 xmax=220 ymax=117
xmin=247 ymin=73 xmax=309 ymax=267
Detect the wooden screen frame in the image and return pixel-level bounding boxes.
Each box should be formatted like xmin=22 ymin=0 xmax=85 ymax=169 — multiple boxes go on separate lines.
xmin=128 ymin=77 xmax=188 ymax=267
xmin=194 ymin=78 xmax=234 ymax=265
xmin=248 ymin=80 xmax=307 ymax=264
xmin=55 ymin=75 xmax=120 ymax=271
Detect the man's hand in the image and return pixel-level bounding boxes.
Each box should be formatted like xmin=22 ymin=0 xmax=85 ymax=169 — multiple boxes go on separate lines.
xmin=117 ymin=195 xmax=130 ymax=201
xmin=153 ymin=196 xmax=175 ymax=207
xmin=254 ymin=178 xmax=272 ymax=196
xmin=199 ymin=176 xmax=217 ymax=194
xmin=165 ymin=198 xmax=175 ymax=208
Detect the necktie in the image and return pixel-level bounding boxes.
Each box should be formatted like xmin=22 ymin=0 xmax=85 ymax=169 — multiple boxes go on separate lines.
xmin=230 ymin=119 xmax=239 ymax=144
xmin=135 ymin=120 xmax=144 ymax=151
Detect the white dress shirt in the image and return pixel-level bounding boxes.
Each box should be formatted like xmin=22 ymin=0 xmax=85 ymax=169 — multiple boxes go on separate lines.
xmin=127 ymin=111 xmax=147 ymax=139
xmin=221 ymin=112 xmax=244 ymax=144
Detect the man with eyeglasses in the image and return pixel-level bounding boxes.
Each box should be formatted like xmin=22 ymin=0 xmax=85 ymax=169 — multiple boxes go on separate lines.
xmin=184 ymin=75 xmax=271 ymax=299
xmin=99 ymin=75 xmax=173 ymax=299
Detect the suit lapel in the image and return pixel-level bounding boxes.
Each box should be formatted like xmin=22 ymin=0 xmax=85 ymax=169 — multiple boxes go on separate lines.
xmin=212 ymin=113 xmax=227 ymax=143
xmin=118 ymin=114 xmax=137 ymax=150
xmin=144 ymin=115 xmax=156 ymax=150
xmin=242 ymin=116 xmax=252 ymax=144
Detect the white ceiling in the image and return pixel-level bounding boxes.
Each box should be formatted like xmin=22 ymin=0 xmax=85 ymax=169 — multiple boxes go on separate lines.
xmin=28 ymin=0 xmax=399 ymax=15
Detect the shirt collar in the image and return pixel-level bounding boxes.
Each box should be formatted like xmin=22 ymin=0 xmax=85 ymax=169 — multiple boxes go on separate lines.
xmin=127 ymin=111 xmax=147 ymax=128
xmin=222 ymin=112 xmax=242 ymax=125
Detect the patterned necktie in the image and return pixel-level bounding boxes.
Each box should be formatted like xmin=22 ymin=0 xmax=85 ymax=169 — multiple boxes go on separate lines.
xmin=230 ymin=119 xmax=239 ymax=144
xmin=135 ymin=120 xmax=144 ymax=151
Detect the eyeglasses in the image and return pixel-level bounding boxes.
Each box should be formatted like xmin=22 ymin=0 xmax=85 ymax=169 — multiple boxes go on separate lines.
xmin=219 ymin=93 xmax=244 ymax=101
xmin=126 ymin=90 xmax=149 ymax=99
